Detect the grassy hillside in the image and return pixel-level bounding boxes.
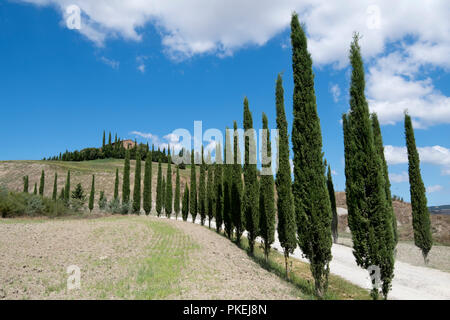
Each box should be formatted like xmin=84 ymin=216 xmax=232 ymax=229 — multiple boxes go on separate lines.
xmin=0 ymin=159 xmax=191 ymax=212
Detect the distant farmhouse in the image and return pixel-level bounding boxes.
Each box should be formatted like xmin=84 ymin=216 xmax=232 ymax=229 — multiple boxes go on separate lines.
xmin=112 ymin=139 xmax=136 ymax=150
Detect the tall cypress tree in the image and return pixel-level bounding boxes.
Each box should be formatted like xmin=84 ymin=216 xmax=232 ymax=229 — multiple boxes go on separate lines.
xmin=162 ymin=177 xmax=166 ymax=215
xmin=190 ymin=150 xmax=197 ymax=223
xmin=326 ymin=165 xmax=338 ymax=244
xmin=156 ymin=159 xmax=163 ymax=217
xmin=243 ymin=98 xmax=259 ymax=253
xmin=199 ymin=146 xmax=206 ymax=225
xmin=52 ymin=173 xmax=58 ymax=201
xmin=143 ymin=152 xmax=152 ymax=215
xmin=207 ymin=163 xmax=214 ymax=228
xmin=122 ymin=150 xmax=131 ymax=204
xmin=23 ymin=176 xmax=29 ymax=193
xmin=174 ymin=166 xmax=181 ymax=219
xmin=214 ymin=142 xmax=224 ymax=233
xmin=89 ymin=174 xmax=95 ymax=212
xmin=39 ymin=170 xmax=45 ymax=196
xmin=275 ymin=73 xmax=297 ymax=278
xmin=165 ymin=154 xmax=173 ymax=217
xmin=232 ymin=121 xmax=244 ymax=242
xmin=64 ymin=170 xmax=71 ymax=202
xmin=114 ymin=168 xmax=119 ymax=200
xmin=33 ymin=183 xmax=37 ymax=195
xmin=291 ymin=14 xmax=332 ymax=298
xmin=405 ymin=113 xmax=432 ymax=263
xmin=343 ymin=34 xmax=394 ymax=299
xmin=132 ymin=150 xmax=142 ymax=214
xmin=182 ymin=183 xmax=189 ymax=221
xmin=223 ymin=128 xmax=234 ymax=239
xmin=259 ymin=113 xmax=275 ymax=260
xmin=372 ymin=113 xmax=398 ymax=246
xmin=102 ymin=130 xmax=106 ymax=149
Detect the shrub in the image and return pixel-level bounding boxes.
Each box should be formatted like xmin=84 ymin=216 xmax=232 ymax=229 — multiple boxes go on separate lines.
xmin=107 ymin=198 xmax=121 ymax=214
xmin=99 ymin=191 xmax=107 ymax=210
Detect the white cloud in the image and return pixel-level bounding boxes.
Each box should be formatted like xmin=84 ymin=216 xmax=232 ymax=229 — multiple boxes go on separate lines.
xmin=100 ymin=56 xmax=119 ymax=69
xmin=389 ymin=171 xmax=408 ymax=183
xmin=136 ymin=55 xmax=148 ymax=73
xmin=385 ymin=145 xmax=450 ymax=175
xmin=330 ymin=83 xmax=341 ymax=103
xmin=137 ymin=64 xmax=145 ymax=73
xmin=427 ymin=185 xmax=443 ymax=193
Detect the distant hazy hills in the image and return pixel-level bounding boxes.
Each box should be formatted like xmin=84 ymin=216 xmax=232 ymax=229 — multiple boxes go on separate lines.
xmin=429 ymin=205 xmax=450 ymax=215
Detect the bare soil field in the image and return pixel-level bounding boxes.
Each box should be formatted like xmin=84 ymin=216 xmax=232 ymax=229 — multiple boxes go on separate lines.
xmin=0 ymin=215 xmax=301 ymax=300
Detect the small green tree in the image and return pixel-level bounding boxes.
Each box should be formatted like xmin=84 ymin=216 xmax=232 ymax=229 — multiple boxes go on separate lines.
xmin=98 ymin=191 xmax=107 ymax=210
xmin=132 ymin=151 xmax=142 ymax=214
xmin=52 ymin=173 xmax=58 ymax=201
xmin=71 ymin=183 xmax=86 ymax=212
xmin=64 ymin=170 xmax=71 ymax=202
xmin=223 ymin=128 xmax=233 ymax=239
xmin=405 ymin=113 xmax=433 ymax=263
xmin=326 ymin=164 xmax=338 ymax=244
xmin=122 ymin=151 xmax=131 ymax=204
xmin=23 ymin=176 xmax=29 ymax=193
xmin=114 ymin=168 xmax=119 ymax=200
xmin=39 ymin=170 xmax=45 ymax=196
xmin=156 ymin=159 xmax=163 ymax=217
xmin=199 ymin=146 xmax=206 ymax=225
xmin=232 ymin=121 xmax=244 ymax=242
xmin=33 ymin=183 xmax=37 ymax=195
xmin=190 ymin=150 xmax=197 ymax=223
xmin=214 ymin=142 xmax=224 ymax=233
xmin=162 ymin=177 xmax=166 ymax=215
xmin=143 ymin=152 xmax=152 ymax=215
xmin=174 ymin=166 xmax=181 ymax=219
xmin=89 ymin=174 xmax=95 ymax=212
xmin=182 ymin=183 xmax=189 ymax=221
xmin=207 ymin=163 xmax=214 ymax=228
xmin=165 ymin=154 xmax=173 ymax=217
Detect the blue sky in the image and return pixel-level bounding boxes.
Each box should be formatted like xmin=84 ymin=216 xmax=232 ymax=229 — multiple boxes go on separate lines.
xmin=0 ymin=1 xmax=449 ymax=205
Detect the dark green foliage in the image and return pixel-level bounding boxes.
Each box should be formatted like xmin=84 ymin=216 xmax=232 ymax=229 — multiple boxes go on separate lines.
xmin=190 ymin=150 xmax=197 ymax=222
xmin=23 ymin=176 xmax=29 ymax=193
xmin=33 ymin=183 xmax=37 ymax=195
xmin=199 ymin=146 xmax=206 ymax=225
xmin=64 ymin=171 xmax=70 ymax=202
xmin=156 ymin=159 xmax=163 ymax=217
xmin=114 ymin=168 xmax=119 ymax=200
xmin=52 ymin=173 xmax=58 ymax=201
xmin=165 ymin=154 xmax=173 ymax=217
xmin=59 ymin=187 xmax=65 ymax=200
xmin=372 ymin=113 xmax=398 ymax=245
xmin=102 ymin=130 xmax=106 ymax=149
xmin=290 ymin=14 xmax=332 ymax=298
xmin=231 ymin=121 xmax=244 ymax=242
xmin=39 ymin=170 xmax=45 ymax=196
xmin=243 ymin=98 xmax=259 ymax=253
xmin=343 ymin=34 xmax=395 ymax=299
xmin=214 ymin=143 xmax=224 ymax=233
xmin=174 ymin=166 xmax=181 ymax=219
xmin=71 ymin=183 xmax=86 ymax=212
xmin=143 ymin=152 xmax=152 ymax=215
xmin=259 ymin=113 xmax=275 ymax=260
xmin=182 ymin=183 xmax=189 ymax=221
xmin=223 ymin=128 xmax=233 ymax=239
xmin=405 ymin=113 xmax=432 ymax=263
xmin=326 ymin=165 xmax=338 ymax=244
xmin=275 ymin=73 xmax=298 ymax=278
xmin=98 ymin=191 xmax=107 ymax=210
xmin=207 ymin=163 xmax=214 ymax=228
xmin=162 ymin=177 xmax=166 ymax=215
xmin=89 ymin=174 xmax=95 ymax=212
xmin=132 ymin=151 xmax=142 ymax=214
xmin=122 ymin=150 xmax=131 ymax=204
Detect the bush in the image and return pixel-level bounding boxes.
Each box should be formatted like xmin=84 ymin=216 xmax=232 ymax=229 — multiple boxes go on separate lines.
xmin=99 ymin=191 xmax=107 ymax=210
xmin=121 ymin=202 xmax=131 ymax=215
xmin=107 ymin=198 xmax=121 ymax=214
xmin=25 ymin=195 xmax=44 ymax=215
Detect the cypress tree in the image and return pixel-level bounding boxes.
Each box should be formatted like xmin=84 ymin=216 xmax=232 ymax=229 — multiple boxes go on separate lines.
xmin=122 ymin=150 xmax=131 ymax=204
xmin=89 ymin=174 xmax=95 ymax=212
xmin=259 ymin=113 xmax=275 ymax=260
xmin=275 ymin=73 xmax=297 ymax=279
xmin=182 ymin=183 xmax=189 ymax=221
xmin=223 ymin=128 xmax=234 ymax=239
xmin=405 ymin=113 xmax=432 ymax=263
xmin=39 ymin=170 xmax=45 ymax=196
xmin=207 ymin=163 xmax=214 ymax=228
xmin=132 ymin=150 xmax=142 ymax=214
xmin=108 ymin=132 xmax=112 ymax=145
xmin=199 ymin=146 xmax=206 ymax=225
xmin=59 ymin=187 xmax=65 ymax=200
xmin=162 ymin=177 xmax=166 ymax=215
xmin=291 ymin=14 xmax=332 ymax=298
xmin=343 ymin=34 xmax=395 ymax=299
xmin=156 ymin=159 xmax=163 ymax=217
xmin=64 ymin=170 xmax=71 ymax=202
xmin=52 ymin=173 xmax=58 ymax=201
xmin=372 ymin=113 xmax=398 ymax=246
xmin=33 ymin=183 xmax=37 ymax=195
xmin=190 ymin=150 xmax=197 ymax=223
xmin=114 ymin=168 xmax=119 ymax=200
xmin=243 ymin=98 xmax=259 ymax=253
xmin=102 ymin=130 xmax=106 ymax=149
xmin=23 ymin=176 xmax=29 ymax=193
xmin=326 ymin=165 xmax=338 ymax=244
xmin=232 ymin=121 xmax=244 ymax=242
xmin=174 ymin=166 xmax=181 ymax=219
xmin=165 ymin=154 xmax=173 ymax=217
xmin=214 ymin=142 xmax=224 ymax=233
xmin=143 ymin=152 xmax=152 ymax=215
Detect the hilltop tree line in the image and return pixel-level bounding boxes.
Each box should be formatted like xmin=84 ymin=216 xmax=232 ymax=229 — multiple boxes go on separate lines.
xmin=6 ymin=13 xmax=433 ymax=301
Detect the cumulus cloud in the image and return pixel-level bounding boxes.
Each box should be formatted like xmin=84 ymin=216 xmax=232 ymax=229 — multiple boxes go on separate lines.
xmin=384 ymin=145 xmax=450 ymax=175
xmin=330 ymin=83 xmax=341 ymax=103
xmin=427 ymin=185 xmax=443 ymax=193
xmin=100 ymin=56 xmax=119 ymax=69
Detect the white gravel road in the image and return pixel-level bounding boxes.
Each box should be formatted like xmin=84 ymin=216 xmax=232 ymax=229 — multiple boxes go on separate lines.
xmin=163 ymin=215 xmax=450 ymax=300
